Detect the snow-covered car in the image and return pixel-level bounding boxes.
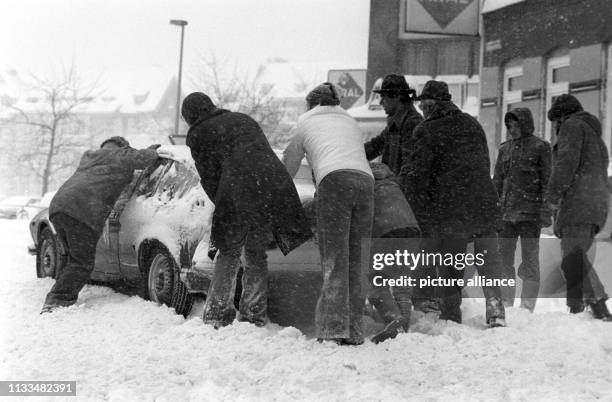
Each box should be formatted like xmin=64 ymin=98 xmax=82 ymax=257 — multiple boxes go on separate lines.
xmin=0 ymin=195 xmax=41 ymax=219
xmin=29 ymin=146 xmax=321 ymax=329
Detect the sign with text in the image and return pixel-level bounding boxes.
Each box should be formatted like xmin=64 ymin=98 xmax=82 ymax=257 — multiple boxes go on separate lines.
xmin=404 ymin=0 xmax=479 ymax=36
xmin=327 ymin=69 xmax=366 ymax=110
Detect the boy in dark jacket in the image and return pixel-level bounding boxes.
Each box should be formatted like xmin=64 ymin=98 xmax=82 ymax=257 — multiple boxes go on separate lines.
xmin=42 ymin=136 xmax=160 ymax=313
xmin=546 ymin=94 xmax=611 ymax=321
xmin=493 ymin=108 xmax=551 ymax=311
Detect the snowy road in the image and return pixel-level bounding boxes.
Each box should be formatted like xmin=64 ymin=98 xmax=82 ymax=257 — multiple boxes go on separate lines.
xmin=1 ymin=219 xmax=611 ymax=401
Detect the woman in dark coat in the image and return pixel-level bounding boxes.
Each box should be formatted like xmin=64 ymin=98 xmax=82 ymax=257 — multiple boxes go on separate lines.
xmin=182 ymin=92 xmax=312 ymax=328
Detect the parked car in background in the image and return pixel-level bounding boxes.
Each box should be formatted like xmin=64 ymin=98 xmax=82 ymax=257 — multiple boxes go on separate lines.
xmin=0 ymin=195 xmax=41 ymax=219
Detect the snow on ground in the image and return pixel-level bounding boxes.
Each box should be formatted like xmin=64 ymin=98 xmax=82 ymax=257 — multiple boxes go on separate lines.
xmin=1 ymin=219 xmax=611 ymax=401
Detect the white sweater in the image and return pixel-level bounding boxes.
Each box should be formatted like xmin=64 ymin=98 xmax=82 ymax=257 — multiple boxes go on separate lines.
xmin=283 ymin=105 xmax=372 ymax=185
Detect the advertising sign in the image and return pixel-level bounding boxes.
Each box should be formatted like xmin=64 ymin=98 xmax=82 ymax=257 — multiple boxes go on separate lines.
xmin=327 ymin=69 xmax=367 ymax=109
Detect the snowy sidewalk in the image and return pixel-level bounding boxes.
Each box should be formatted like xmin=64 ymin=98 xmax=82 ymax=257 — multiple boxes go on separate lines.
xmin=1 ymin=220 xmax=611 ymax=401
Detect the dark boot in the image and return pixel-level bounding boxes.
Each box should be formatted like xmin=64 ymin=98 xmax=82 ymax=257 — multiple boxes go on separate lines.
xmin=486 ymin=297 xmax=506 ymax=328
xmin=439 ymin=292 xmax=462 ymax=324
xmin=370 ymin=317 xmax=410 ymax=344
xmin=568 ymin=300 xmax=585 ymax=314
xmin=589 ymin=300 xmax=612 ymax=321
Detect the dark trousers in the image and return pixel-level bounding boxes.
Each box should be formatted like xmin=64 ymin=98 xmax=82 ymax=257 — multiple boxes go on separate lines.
xmin=436 ymin=234 xmax=505 ymax=321
xmin=499 ymin=221 xmax=541 ymax=310
xmin=203 ymin=226 xmax=269 ymax=327
xmin=44 ymin=213 xmax=100 ymax=307
xmin=559 ymin=224 xmax=608 ymax=307
xmin=315 ymin=170 xmax=374 ymax=342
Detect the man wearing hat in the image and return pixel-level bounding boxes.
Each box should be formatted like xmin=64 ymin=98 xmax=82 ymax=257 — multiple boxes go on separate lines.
xmin=400 ymin=80 xmax=506 ymax=327
xmin=364 ymin=74 xmax=423 ymax=176
xmin=41 ymin=136 xmax=161 ymax=313
xmin=284 ymin=83 xmax=374 ymax=345
xmin=546 ymin=94 xmax=611 ymax=320
xmin=182 ymin=92 xmax=312 ymax=329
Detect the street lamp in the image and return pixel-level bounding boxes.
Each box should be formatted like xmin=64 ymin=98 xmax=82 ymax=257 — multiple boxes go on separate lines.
xmin=170 ymin=19 xmax=188 ymax=136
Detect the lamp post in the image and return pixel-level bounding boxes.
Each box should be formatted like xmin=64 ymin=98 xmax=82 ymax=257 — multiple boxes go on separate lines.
xmin=170 ymin=19 xmax=188 ymax=136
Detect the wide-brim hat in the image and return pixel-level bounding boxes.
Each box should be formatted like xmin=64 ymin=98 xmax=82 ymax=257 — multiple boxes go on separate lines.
xmin=372 ymin=74 xmax=411 ymax=95
xmin=416 ymin=80 xmax=452 ymax=102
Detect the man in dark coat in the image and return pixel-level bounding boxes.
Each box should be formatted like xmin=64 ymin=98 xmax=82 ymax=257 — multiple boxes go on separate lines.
xmin=400 ymin=80 xmax=506 ymax=327
xmin=364 ymin=74 xmax=436 ymax=312
xmin=546 ymin=94 xmax=611 ymax=321
xmin=493 ymin=108 xmax=551 ymax=311
xmin=364 ymin=74 xmax=424 ymax=176
xmin=182 ymin=92 xmax=312 ymax=328
xmin=41 ymin=136 xmax=160 ymax=313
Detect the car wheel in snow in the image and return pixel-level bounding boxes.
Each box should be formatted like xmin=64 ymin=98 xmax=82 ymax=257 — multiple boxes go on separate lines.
xmin=36 ymin=228 xmax=58 ymax=278
xmin=144 ymin=247 xmax=193 ymax=317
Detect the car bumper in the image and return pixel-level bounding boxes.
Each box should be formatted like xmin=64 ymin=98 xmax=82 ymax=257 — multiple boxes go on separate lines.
xmin=27 ymin=244 xmax=36 ymax=255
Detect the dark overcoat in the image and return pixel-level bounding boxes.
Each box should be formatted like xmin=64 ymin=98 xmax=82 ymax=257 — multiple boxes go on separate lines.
xmin=186 ymin=109 xmax=312 ymax=254
xmin=49 ymin=147 xmax=159 ymax=234
xmin=493 ymin=108 xmax=552 ymax=223
xmin=400 ymin=101 xmax=501 ymax=237
xmin=546 ymin=111 xmax=609 ymax=233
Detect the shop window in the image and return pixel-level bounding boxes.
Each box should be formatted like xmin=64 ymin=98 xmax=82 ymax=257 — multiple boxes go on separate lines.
xmin=502 ymin=65 xmax=523 ymax=141
xmin=545 ymin=54 xmax=570 ymax=142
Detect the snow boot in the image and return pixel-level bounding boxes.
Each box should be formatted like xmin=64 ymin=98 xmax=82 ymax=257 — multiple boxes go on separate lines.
xmin=589 ymin=300 xmax=612 ymax=321
xmin=439 ymin=293 xmax=462 ymax=324
xmin=370 ymin=317 xmax=410 ymax=344
xmin=485 ymin=297 xmax=506 ymax=328
xmin=568 ymin=300 xmax=585 ymax=314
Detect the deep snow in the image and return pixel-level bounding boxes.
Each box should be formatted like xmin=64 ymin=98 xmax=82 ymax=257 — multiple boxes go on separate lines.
xmin=1 ymin=219 xmax=611 ymax=401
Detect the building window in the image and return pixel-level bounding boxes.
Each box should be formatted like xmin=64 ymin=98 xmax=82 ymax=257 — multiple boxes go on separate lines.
xmin=545 ymin=54 xmax=570 ymax=142
xmin=502 ymin=65 xmax=523 ymax=141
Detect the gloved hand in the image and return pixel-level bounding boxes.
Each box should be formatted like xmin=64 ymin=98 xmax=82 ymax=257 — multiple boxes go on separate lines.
xmin=148 ymin=144 xmax=161 ymax=150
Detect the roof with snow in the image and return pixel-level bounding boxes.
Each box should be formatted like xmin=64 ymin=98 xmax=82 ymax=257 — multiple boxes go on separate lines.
xmin=482 ymin=0 xmax=526 ymax=14
xmin=0 ymin=67 xmax=175 ymax=116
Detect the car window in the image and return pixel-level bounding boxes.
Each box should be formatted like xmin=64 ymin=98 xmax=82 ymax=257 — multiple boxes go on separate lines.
xmin=153 ymin=161 xmax=200 ymax=203
xmin=136 ymin=160 xmax=171 ymax=198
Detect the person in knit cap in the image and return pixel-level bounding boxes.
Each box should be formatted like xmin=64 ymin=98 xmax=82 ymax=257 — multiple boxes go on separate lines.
xmin=283 ymin=82 xmax=374 ymax=345
xmin=400 ymin=80 xmax=506 ymax=328
xmin=546 ymin=94 xmax=611 ymax=321
xmin=41 ymin=136 xmax=161 ymax=313
xmin=182 ymin=92 xmax=312 ymax=328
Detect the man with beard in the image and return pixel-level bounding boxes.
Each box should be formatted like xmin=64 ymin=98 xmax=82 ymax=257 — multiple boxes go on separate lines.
xmin=400 ymin=80 xmax=506 ymax=327
xmin=546 ymin=94 xmax=611 ymax=321
xmin=182 ymin=92 xmax=312 ymax=328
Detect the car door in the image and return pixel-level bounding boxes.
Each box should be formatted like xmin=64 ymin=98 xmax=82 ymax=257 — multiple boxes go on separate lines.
xmin=116 ymin=160 xmax=172 ymax=283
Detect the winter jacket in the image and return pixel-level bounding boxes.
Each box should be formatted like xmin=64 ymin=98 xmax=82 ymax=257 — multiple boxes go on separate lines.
xmin=399 ymin=101 xmax=501 ymax=237
xmin=364 ymin=104 xmax=423 ymax=176
xmin=546 ymin=111 xmax=609 ymax=233
xmin=186 ymin=108 xmax=312 ymax=255
xmin=493 ymin=108 xmax=552 ymax=223
xmin=283 ymin=105 xmax=372 ymax=185
xmin=370 ymin=163 xmax=419 ymax=238
xmin=49 ymin=147 xmax=159 ymax=234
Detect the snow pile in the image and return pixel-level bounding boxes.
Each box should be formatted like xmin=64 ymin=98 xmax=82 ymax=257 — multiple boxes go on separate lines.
xmin=1 ymin=220 xmax=612 ymax=400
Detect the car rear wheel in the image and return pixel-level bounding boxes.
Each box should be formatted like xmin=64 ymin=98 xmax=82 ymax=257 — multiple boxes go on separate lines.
xmin=37 ymin=228 xmax=58 ymax=278
xmin=143 ymin=247 xmax=193 ymax=317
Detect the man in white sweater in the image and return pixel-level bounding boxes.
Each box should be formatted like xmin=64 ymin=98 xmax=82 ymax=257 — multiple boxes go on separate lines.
xmin=283 ymin=83 xmax=374 ymax=345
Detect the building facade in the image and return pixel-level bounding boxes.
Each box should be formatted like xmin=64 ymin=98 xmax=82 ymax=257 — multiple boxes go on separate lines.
xmin=480 ymin=0 xmax=612 ymax=157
